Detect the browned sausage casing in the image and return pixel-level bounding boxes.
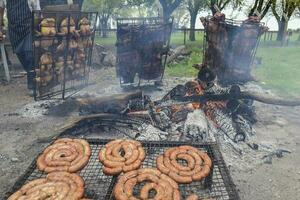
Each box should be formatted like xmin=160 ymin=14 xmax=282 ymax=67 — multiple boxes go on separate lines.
xmin=156 ymin=146 xmax=212 ymax=184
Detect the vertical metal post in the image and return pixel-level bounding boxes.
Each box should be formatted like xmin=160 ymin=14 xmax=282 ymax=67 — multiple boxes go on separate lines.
xmin=32 ymin=11 xmax=37 ymax=100
xmin=270 ymin=32 xmax=273 ymax=41
xmin=62 ymin=14 xmax=71 ymax=100
xmin=1 ymin=43 xmax=10 ymax=82
xmin=184 ymin=28 xmax=186 ymax=45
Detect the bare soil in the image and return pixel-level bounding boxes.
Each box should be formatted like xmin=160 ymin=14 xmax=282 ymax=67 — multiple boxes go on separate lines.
xmin=0 ymin=67 xmax=299 ymax=200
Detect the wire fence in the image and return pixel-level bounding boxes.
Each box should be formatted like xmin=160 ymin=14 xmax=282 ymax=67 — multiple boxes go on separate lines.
xmin=94 ymin=28 xmax=300 ymax=47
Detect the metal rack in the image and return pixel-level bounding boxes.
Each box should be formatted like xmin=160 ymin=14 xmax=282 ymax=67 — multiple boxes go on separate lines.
xmin=202 ymin=16 xmax=265 ymax=85
xmin=116 ymin=17 xmax=173 ymax=87
xmin=32 ymin=10 xmax=98 ymax=100
xmin=5 ymin=139 xmax=240 ymax=200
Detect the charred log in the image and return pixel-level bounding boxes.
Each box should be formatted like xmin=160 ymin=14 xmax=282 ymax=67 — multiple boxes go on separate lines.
xmin=76 ymin=91 xmax=147 ymax=115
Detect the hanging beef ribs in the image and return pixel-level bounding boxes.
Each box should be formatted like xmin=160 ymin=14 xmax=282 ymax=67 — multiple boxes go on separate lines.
xmin=116 ymin=18 xmax=172 ymax=85
xmin=201 ymin=13 xmax=268 ymax=85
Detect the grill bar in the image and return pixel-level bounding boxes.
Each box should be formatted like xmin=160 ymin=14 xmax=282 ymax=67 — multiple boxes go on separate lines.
xmin=5 ymin=139 xmax=240 ymax=200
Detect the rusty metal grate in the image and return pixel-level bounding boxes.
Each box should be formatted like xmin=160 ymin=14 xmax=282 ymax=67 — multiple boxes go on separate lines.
xmin=5 ymin=139 xmax=240 ymax=200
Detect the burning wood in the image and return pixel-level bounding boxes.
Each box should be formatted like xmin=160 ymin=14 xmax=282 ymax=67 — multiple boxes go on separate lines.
xmin=73 ymin=63 xmax=300 ymax=155
xmin=76 ymin=91 xmax=147 ymax=115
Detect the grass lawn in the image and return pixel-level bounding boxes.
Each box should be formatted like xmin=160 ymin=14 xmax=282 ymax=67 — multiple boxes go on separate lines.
xmin=166 ymin=42 xmax=202 ymax=77
xmin=94 ymin=34 xmax=116 ymax=46
xmin=253 ymin=46 xmax=300 ymax=97
xmin=170 ymin=31 xmax=204 ymax=46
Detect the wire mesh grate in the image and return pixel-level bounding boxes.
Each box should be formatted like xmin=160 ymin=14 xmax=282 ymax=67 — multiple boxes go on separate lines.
xmin=201 ymin=15 xmax=265 ymax=85
xmin=5 ymin=139 xmax=240 ymax=200
xmin=32 ymin=11 xmax=98 ymax=100
xmin=116 ymin=17 xmax=173 ymax=86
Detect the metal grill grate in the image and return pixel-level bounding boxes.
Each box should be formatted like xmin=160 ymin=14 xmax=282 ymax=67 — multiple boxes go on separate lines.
xmin=5 ymin=139 xmax=240 ymax=200
xmin=116 ymin=17 xmax=173 ymax=86
xmin=32 ymin=11 xmax=98 ymax=100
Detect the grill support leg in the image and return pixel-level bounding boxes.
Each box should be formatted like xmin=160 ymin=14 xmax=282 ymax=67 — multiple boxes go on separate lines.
xmin=204 ymin=162 xmax=214 ymax=189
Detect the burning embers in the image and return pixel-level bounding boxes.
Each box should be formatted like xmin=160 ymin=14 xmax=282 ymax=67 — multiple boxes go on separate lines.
xmin=74 ymin=66 xmax=257 ymax=151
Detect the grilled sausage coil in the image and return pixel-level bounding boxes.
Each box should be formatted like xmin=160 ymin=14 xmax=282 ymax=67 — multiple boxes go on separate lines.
xmin=37 ymin=138 xmax=91 ymax=173
xmin=99 ymin=139 xmax=146 ymax=175
xmin=8 ymin=172 xmax=85 ymax=200
xmin=156 ymin=145 xmax=212 ymax=183
xmin=114 ymin=168 xmax=181 ymax=200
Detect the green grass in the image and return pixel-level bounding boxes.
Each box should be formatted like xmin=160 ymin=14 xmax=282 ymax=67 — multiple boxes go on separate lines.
xmin=260 ymin=31 xmax=300 ymax=46
xmin=166 ymin=42 xmax=202 ymax=77
xmin=253 ymin=46 xmax=300 ymax=97
xmin=94 ymin=34 xmax=116 ymax=46
xmin=170 ymin=31 xmax=204 ymax=46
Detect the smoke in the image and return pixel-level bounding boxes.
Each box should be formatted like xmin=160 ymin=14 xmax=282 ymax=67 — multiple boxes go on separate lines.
xmin=201 ymin=14 xmax=268 ymax=84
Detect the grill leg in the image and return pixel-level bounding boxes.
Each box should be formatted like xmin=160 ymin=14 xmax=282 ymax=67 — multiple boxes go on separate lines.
xmin=204 ymin=162 xmax=214 ymax=189
xmin=1 ymin=44 xmax=10 ymax=82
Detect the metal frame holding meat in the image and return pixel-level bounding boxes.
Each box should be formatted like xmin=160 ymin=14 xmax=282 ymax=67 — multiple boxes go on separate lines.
xmin=116 ymin=17 xmax=173 ymax=87
xmin=32 ymin=10 xmax=98 ymax=100
xmin=201 ymin=13 xmax=268 ymax=85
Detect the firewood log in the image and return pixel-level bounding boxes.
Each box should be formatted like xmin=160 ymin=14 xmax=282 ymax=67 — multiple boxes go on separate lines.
xmin=76 ymin=91 xmax=144 ymax=114
xmin=241 ymin=91 xmax=300 ymax=107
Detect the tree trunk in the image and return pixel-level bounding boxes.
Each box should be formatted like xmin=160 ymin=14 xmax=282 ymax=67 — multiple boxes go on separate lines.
xmin=101 ymin=20 xmax=108 ymax=38
xmin=210 ymin=0 xmax=218 ymax=15
xmin=189 ymin=12 xmax=197 ymax=41
xmin=297 ymin=32 xmax=300 ymax=41
xmin=162 ymin=8 xmax=172 ymax=22
xmin=276 ymin=18 xmax=288 ymax=42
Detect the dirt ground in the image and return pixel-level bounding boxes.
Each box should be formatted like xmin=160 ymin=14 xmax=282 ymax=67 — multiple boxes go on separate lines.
xmin=0 ymin=67 xmax=300 ymax=200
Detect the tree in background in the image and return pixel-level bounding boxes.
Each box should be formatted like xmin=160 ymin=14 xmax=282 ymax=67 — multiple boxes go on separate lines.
xmin=296 ymin=6 xmax=300 ymax=41
xmin=208 ymin=0 xmax=242 ymax=15
xmin=271 ymin=0 xmax=300 ymax=41
xmin=187 ymin=0 xmax=206 ymax=41
xmin=159 ymin=0 xmax=183 ymax=21
xmin=83 ymin=0 xmax=123 ymax=37
xmin=172 ymin=5 xmax=189 ymax=28
xmin=126 ymin=0 xmax=156 ymax=17
xmin=248 ymin=0 xmax=273 ymax=19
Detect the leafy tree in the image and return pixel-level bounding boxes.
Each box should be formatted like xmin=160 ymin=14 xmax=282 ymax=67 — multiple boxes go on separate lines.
xmin=187 ymin=0 xmax=206 ymax=41
xmin=271 ymin=0 xmax=300 ymax=41
xmin=208 ymin=0 xmax=243 ymax=15
xmin=126 ymin=0 xmax=156 ymax=17
xmin=248 ymin=0 xmax=273 ymax=19
xmin=159 ymin=0 xmax=184 ymax=21
xmin=296 ymin=6 xmax=300 ymax=40
xmin=172 ymin=5 xmax=189 ymax=28
xmin=83 ymin=0 xmax=124 ymax=37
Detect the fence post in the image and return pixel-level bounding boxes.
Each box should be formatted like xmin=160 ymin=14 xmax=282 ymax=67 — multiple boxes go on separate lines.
xmin=183 ymin=29 xmax=187 ymax=45
xmin=270 ymin=32 xmax=273 ymax=41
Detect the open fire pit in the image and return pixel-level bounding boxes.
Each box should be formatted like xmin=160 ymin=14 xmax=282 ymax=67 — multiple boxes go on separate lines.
xmin=4 ymin=72 xmax=300 ymax=199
